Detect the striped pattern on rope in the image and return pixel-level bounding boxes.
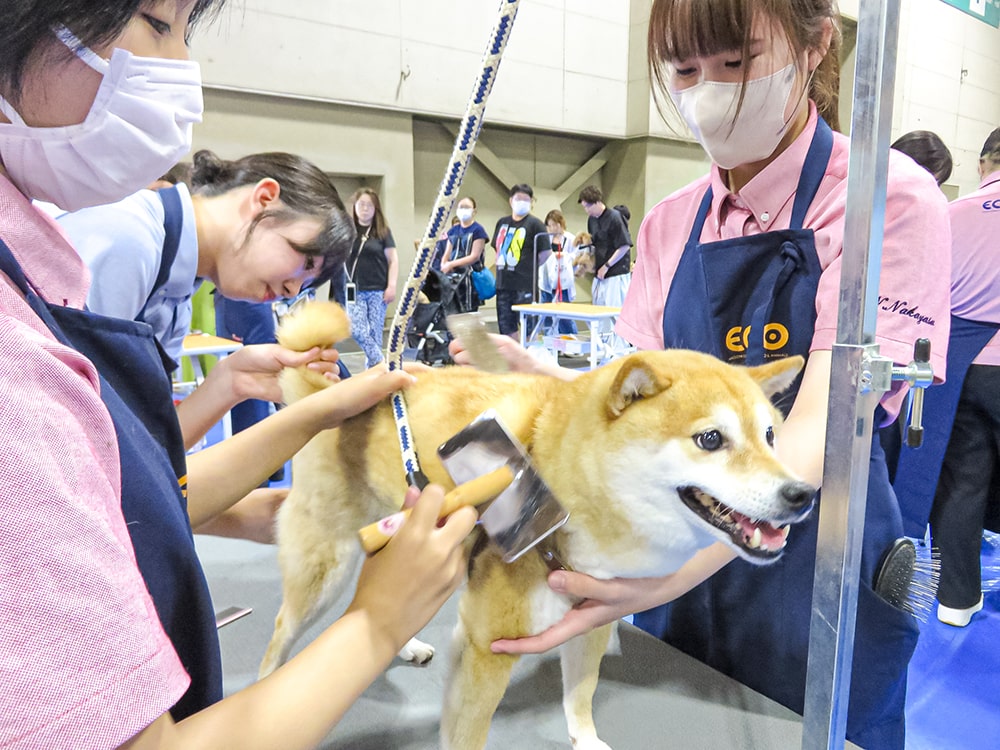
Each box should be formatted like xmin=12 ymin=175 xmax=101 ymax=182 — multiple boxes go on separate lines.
xmin=384 ymin=0 xmax=521 ymax=487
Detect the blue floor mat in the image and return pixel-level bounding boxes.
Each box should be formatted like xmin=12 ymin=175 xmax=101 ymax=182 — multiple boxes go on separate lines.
xmin=905 ymin=533 xmax=1000 ymax=749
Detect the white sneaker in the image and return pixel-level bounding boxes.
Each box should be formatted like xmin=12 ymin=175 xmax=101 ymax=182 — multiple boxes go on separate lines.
xmin=937 ymin=595 xmax=984 ymax=627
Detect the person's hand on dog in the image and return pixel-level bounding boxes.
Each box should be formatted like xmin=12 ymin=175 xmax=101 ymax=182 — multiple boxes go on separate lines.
xmin=489 ymin=571 xmax=670 ymax=654
xmin=490 ymin=543 xmax=737 ymax=655
xmin=218 ymin=343 xmax=342 ymax=404
xmin=306 ymin=365 xmax=417 ymax=432
xmin=448 ymin=334 xmax=573 ymax=379
xmin=347 ymin=484 xmax=477 ymax=653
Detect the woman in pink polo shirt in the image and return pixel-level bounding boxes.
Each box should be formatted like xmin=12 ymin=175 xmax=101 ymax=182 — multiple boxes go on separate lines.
xmin=471 ymin=1 xmax=951 ymax=748
xmin=0 ymin=2 xmax=475 ymax=748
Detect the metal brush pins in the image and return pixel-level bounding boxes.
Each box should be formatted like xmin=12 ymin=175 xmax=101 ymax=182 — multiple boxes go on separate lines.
xmin=873 ymin=537 xmax=941 ymax=621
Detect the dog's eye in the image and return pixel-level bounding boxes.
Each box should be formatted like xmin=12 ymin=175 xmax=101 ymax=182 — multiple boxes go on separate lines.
xmin=765 ymin=426 xmax=774 ymax=447
xmin=694 ymin=430 xmax=723 ymax=451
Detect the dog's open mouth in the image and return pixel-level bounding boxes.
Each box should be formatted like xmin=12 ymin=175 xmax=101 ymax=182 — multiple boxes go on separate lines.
xmin=678 ymin=486 xmax=790 ymax=560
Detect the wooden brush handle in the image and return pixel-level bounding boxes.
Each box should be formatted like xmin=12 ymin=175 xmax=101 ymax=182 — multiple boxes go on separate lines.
xmin=358 ymin=465 xmax=514 ymax=554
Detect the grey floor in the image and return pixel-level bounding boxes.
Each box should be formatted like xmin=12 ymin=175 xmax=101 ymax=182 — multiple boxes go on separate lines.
xmin=197 ymin=534 xmax=825 ymax=750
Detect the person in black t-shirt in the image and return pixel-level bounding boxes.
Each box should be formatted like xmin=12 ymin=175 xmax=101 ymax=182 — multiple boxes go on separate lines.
xmin=579 ymin=185 xmax=633 ymax=353
xmin=491 ymin=183 xmax=550 ymax=337
xmin=346 ymin=188 xmax=398 ymax=367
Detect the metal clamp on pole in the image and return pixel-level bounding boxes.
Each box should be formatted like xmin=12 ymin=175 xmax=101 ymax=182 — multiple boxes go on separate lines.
xmin=860 ymin=337 xmax=933 ymax=446
xmin=888 ymin=338 xmax=933 ymax=447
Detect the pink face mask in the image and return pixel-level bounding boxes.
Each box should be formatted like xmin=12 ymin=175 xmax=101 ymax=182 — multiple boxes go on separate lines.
xmin=669 ymin=63 xmax=797 ymax=170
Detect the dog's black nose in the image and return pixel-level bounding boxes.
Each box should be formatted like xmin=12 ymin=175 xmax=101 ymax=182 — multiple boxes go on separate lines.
xmin=782 ymin=481 xmax=816 ymax=511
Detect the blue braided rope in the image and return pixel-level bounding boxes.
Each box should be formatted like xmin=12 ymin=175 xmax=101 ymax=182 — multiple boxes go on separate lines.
xmin=385 ymin=0 xmax=521 ymax=486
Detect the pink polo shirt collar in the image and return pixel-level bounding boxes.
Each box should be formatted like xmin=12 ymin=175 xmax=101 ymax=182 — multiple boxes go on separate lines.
xmin=0 ymin=174 xmax=88 ymax=310
xmin=707 ymin=102 xmax=821 ymax=233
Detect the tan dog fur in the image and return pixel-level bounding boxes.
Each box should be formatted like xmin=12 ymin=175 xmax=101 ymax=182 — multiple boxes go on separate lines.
xmin=261 ymin=302 xmax=813 ymax=750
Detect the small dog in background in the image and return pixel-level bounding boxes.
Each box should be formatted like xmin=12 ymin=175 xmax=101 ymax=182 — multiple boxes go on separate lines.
xmin=262 ymin=302 xmax=815 ymax=750
xmin=573 ymin=231 xmax=595 ymax=277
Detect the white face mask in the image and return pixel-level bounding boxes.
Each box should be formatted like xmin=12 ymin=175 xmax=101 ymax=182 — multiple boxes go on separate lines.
xmin=456 ymin=207 xmax=474 ymax=223
xmin=0 ymin=26 xmax=203 ymax=210
xmin=511 ymin=199 xmax=532 ymax=217
xmin=669 ymin=63 xmax=798 ymax=170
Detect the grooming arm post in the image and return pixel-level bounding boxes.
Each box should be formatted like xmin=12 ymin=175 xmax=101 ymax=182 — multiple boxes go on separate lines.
xmin=801 ymin=1 xmax=902 ymax=747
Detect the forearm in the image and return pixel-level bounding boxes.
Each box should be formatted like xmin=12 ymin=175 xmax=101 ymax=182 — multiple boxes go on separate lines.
xmin=175 ymin=363 xmax=242 ymax=450
xmin=774 ymin=349 xmax=831 ymax=488
xmin=386 ymin=250 xmax=398 ymax=290
xmin=654 ymin=543 xmax=736 ymax=604
xmin=604 ymin=244 xmax=631 ymax=268
xmin=184 ymin=398 xmax=321 ymax=527
xmin=133 ymin=610 xmax=400 ymax=750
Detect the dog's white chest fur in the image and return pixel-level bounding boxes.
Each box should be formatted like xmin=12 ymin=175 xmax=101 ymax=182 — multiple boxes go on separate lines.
xmin=527 ymin=579 xmax=574 ymax=634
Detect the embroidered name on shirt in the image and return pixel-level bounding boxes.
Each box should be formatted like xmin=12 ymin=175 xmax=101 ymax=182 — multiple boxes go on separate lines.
xmin=877 ymin=297 xmax=935 ymax=326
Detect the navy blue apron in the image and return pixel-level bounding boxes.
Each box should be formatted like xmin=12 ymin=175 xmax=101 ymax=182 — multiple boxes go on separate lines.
xmin=135 ymin=184 xmax=183 ymax=376
xmin=0 ymin=238 xmax=221 ymax=720
xmin=894 ymin=315 xmax=1000 ymax=536
xmin=633 ymin=118 xmax=917 ymax=750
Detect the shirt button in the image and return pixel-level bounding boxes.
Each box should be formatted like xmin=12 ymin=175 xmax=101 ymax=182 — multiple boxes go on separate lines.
xmin=760 ymin=211 xmax=770 ymax=222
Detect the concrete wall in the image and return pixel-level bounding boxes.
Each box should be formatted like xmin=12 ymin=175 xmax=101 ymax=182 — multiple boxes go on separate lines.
xmin=194 ymin=0 xmax=632 ymax=138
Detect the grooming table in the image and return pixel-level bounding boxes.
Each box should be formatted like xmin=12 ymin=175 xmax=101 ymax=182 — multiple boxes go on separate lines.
xmin=513 ymin=302 xmax=630 ymax=369
xmin=199 ymin=536 xmax=861 ymax=749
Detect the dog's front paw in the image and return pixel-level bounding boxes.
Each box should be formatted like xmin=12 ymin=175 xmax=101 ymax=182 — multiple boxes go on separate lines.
xmin=398 ymin=636 xmax=435 ymax=665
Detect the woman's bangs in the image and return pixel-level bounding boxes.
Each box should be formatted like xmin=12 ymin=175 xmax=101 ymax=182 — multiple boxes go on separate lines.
xmin=653 ymin=0 xmax=751 ymax=63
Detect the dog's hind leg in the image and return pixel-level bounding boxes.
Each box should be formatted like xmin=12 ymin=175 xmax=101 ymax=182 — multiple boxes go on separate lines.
xmin=259 ymin=534 xmax=363 ymax=679
xmin=560 ymin=624 xmax=613 ymax=750
xmin=440 ymin=619 xmax=518 ymax=750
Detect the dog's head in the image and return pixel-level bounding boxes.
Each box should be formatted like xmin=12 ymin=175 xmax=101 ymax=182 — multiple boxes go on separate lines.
xmin=588 ymin=350 xmax=814 ymax=568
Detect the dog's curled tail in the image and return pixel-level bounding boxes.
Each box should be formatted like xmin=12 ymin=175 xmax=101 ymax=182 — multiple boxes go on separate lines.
xmin=277 ymin=301 xmax=351 ymax=352
xmin=277 ymin=301 xmax=352 ymax=401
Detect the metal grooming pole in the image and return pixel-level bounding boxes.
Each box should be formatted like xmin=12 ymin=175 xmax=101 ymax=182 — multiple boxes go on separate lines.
xmin=801 ymin=1 xmax=916 ymax=747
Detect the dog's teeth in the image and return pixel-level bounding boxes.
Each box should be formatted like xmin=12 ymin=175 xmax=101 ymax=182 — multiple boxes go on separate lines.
xmin=781 ymin=525 xmax=790 ymax=539
xmin=748 ymin=527 xmax=762 ymax=549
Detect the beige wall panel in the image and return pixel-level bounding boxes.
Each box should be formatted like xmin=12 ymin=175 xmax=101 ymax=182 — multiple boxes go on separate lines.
xmin=195 ymin=1 xmax=633 ymax=136
xmin=196 ymin=16 xmax=402 ymax=106
xmin=893 ymin=0 xmax=1000 ymax=195
xmin=564 ymin=72 xmax=628 ymax=136
xmin=397 ymin=41 xmax=482 ymax=114
xmin=488 ymin=58 xmax=567 ymax=131
xmin=564 ymin=12 xmax=629 ymax=81
xmin=501 ymin=1 xmax=566 ymax=69
xmin=642 ymin=139 xmax=712 ymax=214
xmin=570 ymin=0 xmax=629 ymax=24
xmin=275 ymin=0 xmax=403 ymax=35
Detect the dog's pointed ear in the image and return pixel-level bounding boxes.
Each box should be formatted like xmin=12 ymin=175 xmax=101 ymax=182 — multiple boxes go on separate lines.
xmin=606 ymin=358 xmax=672 ymax=419
xmin=745 ymin=355 xmax=804 ymax=398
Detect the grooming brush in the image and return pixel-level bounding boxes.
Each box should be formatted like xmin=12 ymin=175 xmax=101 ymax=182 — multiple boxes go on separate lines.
xmin=873 ymin=537 xmax=941 ymax=621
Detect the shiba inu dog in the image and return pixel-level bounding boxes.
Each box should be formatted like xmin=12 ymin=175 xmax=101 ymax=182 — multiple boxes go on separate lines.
xmin=261 ymin=302 xmax=814 ymax=750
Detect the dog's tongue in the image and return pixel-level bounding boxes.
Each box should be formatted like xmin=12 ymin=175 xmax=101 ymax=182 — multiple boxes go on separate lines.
xmin=736 ymin=514 xmax=786 ymax=549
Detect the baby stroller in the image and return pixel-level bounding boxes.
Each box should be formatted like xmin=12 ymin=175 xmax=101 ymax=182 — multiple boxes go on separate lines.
xmin=406 ymin=268 xmax=476 ymax=365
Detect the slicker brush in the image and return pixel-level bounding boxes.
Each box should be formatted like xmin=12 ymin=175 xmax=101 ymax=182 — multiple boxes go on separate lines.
xmin=873 ymin=537 xmax=941 ymax=621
